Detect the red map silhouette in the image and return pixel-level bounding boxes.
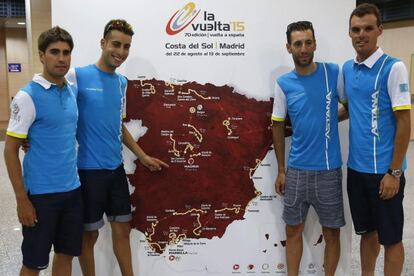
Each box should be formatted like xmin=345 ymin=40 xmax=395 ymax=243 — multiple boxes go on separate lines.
xmin=126 ymin=79 xmax=273 ymax=254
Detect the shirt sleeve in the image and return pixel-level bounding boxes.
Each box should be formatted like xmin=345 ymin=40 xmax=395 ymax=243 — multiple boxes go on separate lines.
xmin=388 ymin=61 xmax=411 ymax=111
xmin=6 ymin=91 xmax=36 ymax=139
xmin=337 ymin=67 xmax=347 ymax=104
xmin=65 ymin=68 xmax=78 ymax=99
xmin=66 ymin=68 xmax=77 ymax=87
xmin=271 ymin=81 xmax=287 ymax=122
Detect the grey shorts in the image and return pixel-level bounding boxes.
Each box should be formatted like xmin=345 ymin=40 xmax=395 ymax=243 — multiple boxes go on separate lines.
xmin=283 ymin=167 xmax=345 ymax=228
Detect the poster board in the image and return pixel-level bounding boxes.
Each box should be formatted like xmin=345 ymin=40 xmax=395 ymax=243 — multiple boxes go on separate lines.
xmin=52 ymin=1 xmax=355 ymax=275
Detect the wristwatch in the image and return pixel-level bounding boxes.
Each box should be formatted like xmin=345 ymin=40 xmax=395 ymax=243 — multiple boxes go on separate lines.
xmin=387 ymin=169 xmax=402 ymax=178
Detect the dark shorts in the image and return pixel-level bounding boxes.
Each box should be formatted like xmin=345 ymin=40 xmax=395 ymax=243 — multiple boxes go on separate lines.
xmin=22 ymin=187 xmax=83 ymax=270
xmin=78 ymin=165 xmax=132 ymax=231
xmin=283 ymin=167 xmax=345 ymax=228
xmin=347 ymin=168 xmax=405 ymax=245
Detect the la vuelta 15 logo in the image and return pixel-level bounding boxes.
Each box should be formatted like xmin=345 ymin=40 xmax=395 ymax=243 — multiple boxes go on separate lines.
xmin=166 ymin=2 xmax=201 ymax=35
xmin=166 ymin=2 xmax=245 ymax=36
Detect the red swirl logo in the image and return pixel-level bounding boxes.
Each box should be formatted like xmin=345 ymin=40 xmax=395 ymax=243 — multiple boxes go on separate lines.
xmin=166 ymin=2 xmax=201 ymax=35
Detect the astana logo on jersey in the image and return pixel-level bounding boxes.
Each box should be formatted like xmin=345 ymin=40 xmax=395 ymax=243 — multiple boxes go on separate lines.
xmin=325 ymin=90 xmax=332 ymax=139
xmin=371 ymin=90 xmax=379 ymax=137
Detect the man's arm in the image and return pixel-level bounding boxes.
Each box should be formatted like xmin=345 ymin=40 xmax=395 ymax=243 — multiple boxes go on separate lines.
xmin=4 ymin=135 xmax=37 ymax=226
xmin=122 ymin=124 xmax=169 ymax=171
xmin=338 ymin=104 xmax=349 ymax=122
xmin=337 ymin=67 xmax=349 ymax=122
xmin=380 ymin=110 xmax=411 ymax=200
xmin=272 ymin=121 xmax=286 ymax=195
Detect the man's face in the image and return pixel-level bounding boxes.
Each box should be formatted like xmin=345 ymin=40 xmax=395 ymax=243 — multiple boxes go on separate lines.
xmin=287 ymin=30 xmax=316 ymax=68
xmin=101 ymin=30 xmax=132 ymax=71
xmin=349 ymin=14 xmax=383 ymax=61
xmin=39 ymin=41 xmax=71 ymax=80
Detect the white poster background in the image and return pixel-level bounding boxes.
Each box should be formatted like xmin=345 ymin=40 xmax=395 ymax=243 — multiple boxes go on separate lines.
xmin=52 ymin=1 xmax=355 ymax=275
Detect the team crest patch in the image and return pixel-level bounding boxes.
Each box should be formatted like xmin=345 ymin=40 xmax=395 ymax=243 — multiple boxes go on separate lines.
xmin=399 ymin=83 xmax=409 ymax=93
xmin=12 ymin=102 xmax=20 ymax=115
xmin=10 ymin=102 xmax=21 ymax=122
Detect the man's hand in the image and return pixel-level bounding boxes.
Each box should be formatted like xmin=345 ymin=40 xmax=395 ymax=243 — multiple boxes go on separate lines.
xmin=21 ymin=138 xmax=30 ymax=153
xmin=379 ymin=173 xmax=400 ymax=200
xmin=16 ymin=197 xmax=37 ymax=227
xmin=275 ymin=172 xmax=286 ymax=196
xmin=139 ymin=154 xmax=169 ymax=172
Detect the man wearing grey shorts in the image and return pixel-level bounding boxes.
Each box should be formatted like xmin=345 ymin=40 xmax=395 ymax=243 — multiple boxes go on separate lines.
xmin=271 ymin=21 xmax=346 ymax=276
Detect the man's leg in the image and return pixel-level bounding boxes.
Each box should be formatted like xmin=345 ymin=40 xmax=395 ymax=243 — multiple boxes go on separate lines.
xmin=322 ymin=227 xmax=340 ymax=276
xmin=360 ymin=231 xmax=380 ymax=276
xmin=20 ymin=266 xmax=39 ymax=276
xmin=380 ymin=175 xmax=405 ymax=276
xmin=53 ymin=188 xmax=83 ymax=276
xmin=384 ymin=241 xmax=404 ymax=276
xmin=286 ymin=223 xmax=305 ymax=276
xmin=111 ymin=221 xmax=133 ymax=276
xmin=79 ymin=230 xmax=99 ymax=276
xmin=52 ymin=253 xmax=74 ymax=276
xmin=78 ymin=169 xmax=110 ymax=276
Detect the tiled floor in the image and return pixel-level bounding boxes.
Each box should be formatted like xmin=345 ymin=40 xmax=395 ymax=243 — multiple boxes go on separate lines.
xmin=0 ymin=141 xmax=413 ymax=275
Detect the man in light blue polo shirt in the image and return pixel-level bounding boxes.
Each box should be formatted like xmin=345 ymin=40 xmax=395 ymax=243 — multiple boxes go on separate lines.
xmin=4 ymin=27 xmax=82 ymax=276
xmin=272 ymin=21 xmax=346 ymax=276
xmin=343 ymin=4 xmax=411 ymax=275
xmin=66 ymin=19 xmax=168 ymax=276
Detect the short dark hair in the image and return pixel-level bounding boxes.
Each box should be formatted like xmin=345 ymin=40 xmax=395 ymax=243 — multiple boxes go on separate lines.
xmin=349 ymin=3 xmax=382 ymax=27
xmin=38 ymin=26 xmax=73 ymax=52
xmin=103 ymin=19 xmax=134 ymax=38
xmin=286 ymin=21 xmax=315 ymax=44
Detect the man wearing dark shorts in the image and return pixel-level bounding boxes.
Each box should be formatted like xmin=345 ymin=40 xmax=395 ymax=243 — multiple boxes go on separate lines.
xmin=66 ymin=19 xmax=168 ymax=276
xmin=4 ymin=27 xmax=82 ymax=276
xmin=343 ymin=4 xmax=411 ymax=275
xmin=272 ymin=21 xmax=346 ymax=276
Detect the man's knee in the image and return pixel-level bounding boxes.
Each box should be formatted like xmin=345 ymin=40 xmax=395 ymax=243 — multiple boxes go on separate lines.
xmin=54 ymin=253 xmax=74 ymax=262
xmin=111 ymin=222 xmax=131 ymax=239
xmin=286 ymin=223 xmax=304 ymax=239
xmin=20 ymin=265 xmax=40 ymax=276
xmin=384 ymin=241 xmax=404 ymax=252
xmin=322 ymin=227 xmax=340 ymax=244
xmin=83 ymin=230 xmax=99 ymax=246
xmin=361 ymin=231 xmax=379 ymax=245
xmin=361 ymin=230 xmax=378 ymax=239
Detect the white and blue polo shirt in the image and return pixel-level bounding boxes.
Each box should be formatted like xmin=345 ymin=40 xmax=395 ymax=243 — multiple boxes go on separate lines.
xmin=6 ymin=74 xmax=80 ymax=195
xmin=272 ymin=62 xmax=345 ymax=170
xmin=343 ymin=48 xmax=411 ymax=174
xmin=66 ymin=64 xmax=127 ymax=170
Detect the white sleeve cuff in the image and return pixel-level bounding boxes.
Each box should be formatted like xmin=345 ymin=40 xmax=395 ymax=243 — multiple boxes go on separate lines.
xmin=388 ymin=61 xmax=411 ymax=109
xmin=271 ymin=81 xmax=287 ymax=121
xmin=6 ymin=91 xmax=36 ymax=138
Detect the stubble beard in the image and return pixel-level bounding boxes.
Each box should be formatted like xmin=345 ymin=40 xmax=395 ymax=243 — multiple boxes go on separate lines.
xmin=293 ymin=53 xmax=314 ymax=68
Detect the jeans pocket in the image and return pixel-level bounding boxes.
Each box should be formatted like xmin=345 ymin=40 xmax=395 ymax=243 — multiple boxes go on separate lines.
xmin=315 ymin=169 xmax=342 ymax=205
xmin=284 ymin=168 xmax=299 ymax=207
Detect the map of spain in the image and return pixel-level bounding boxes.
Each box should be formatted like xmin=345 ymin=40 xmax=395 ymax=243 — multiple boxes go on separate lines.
xmin=126 ymin=79 xmax=273 ymax=254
